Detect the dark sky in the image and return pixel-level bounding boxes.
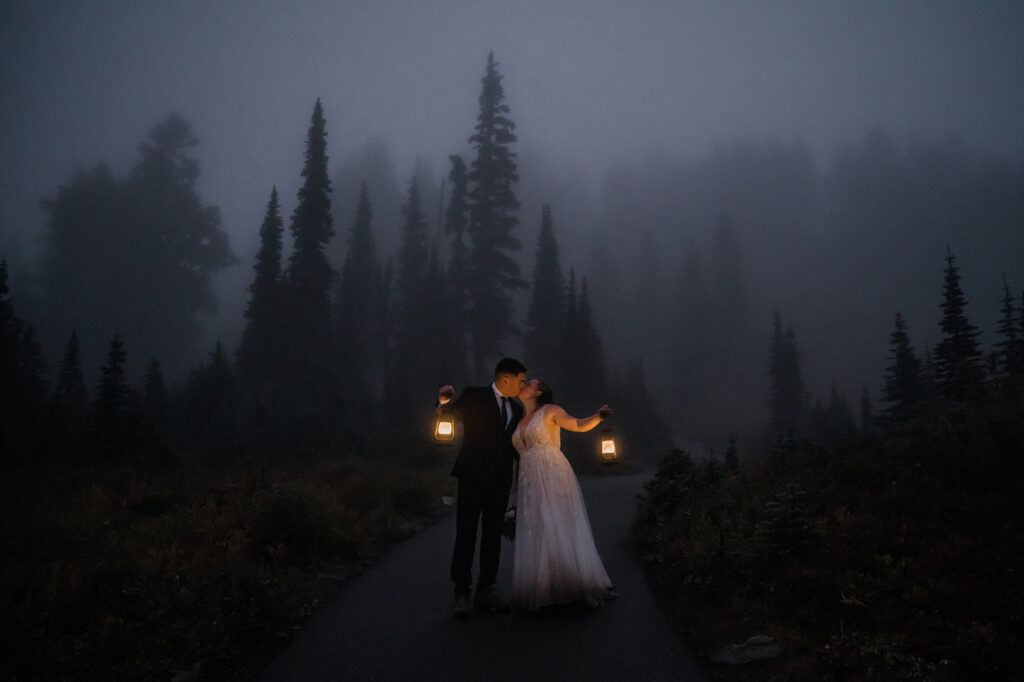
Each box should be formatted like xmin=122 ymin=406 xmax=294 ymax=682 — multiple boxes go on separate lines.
xmin=2 ymin=0 xmax=1023 ymax=343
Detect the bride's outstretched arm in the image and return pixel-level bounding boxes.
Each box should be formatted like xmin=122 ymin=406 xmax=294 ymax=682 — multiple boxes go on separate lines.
xmin=550 ymin=404 xmax=612 ymax=433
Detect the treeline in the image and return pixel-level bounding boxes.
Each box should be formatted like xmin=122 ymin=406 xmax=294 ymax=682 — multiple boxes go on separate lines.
xmin=590 ymin=131 xmax=1024 ymax=448
xmin=765 ymin=248 xmax=1024 ymax=446
xmin=635 ymin=254 xmax=1024 ymax=679
xmin=0 ymin=53 xmax=669 ymax=470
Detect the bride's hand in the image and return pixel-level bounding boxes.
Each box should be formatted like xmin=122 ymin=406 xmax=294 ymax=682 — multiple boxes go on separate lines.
xmin=598 ymin=405 xmax=612 ymax=419
xmin=438 ymin=385 xmax=455 ymax=402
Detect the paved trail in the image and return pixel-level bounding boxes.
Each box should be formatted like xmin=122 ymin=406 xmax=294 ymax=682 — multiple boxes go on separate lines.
xmin=256 ymin=470 xmax=710 ymax=681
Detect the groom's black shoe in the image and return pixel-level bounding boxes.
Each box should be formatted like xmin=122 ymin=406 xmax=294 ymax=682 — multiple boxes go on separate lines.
xmin=453 ymin=594 xmax=473 ymax=619
xmin=474 ymin=589 xmax=510 ymax=613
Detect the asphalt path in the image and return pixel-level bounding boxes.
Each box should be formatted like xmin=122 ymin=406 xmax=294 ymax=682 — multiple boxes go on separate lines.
xmin=256 ymin=470 xmax=710 ymax=681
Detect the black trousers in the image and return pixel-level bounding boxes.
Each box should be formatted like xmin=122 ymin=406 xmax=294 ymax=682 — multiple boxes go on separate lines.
xmin=450 ymin=474 xmax=511 ymax=596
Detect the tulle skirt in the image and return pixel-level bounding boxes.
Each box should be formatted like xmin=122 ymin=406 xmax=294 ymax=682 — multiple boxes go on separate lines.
xmin=512 ymin=444 xmax=614 ymax=610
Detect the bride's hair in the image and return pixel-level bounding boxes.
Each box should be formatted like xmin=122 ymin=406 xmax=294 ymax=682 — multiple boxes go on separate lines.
xmin=536 ymin=380 xmax=553 ymax=407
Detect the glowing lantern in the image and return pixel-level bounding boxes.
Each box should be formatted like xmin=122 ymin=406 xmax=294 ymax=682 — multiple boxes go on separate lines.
xmin=599 ymin=428 xmax=618 ymax=463
xmin=434 ymin=410 xmax=455 ymax=443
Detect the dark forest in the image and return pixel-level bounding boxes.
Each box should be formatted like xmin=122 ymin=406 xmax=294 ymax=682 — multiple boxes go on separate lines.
xmin=2 ymin=30 xmax=1023 ymax=680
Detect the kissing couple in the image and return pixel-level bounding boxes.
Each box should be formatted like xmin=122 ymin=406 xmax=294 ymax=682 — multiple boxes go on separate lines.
xmin=437 ymin=357 xmax=617 ymax=618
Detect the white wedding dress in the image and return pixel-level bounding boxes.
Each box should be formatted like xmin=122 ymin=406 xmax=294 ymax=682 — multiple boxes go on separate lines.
xmin=511 ymin=404 xmax=615 ymax=610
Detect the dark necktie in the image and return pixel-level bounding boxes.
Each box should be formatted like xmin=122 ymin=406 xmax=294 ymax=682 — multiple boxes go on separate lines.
xmin=501 ymin=397 xmax=510 ymax=427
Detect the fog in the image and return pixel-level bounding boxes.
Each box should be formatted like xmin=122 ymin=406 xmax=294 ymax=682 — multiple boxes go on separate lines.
xmin=3 ymin=0 xmax=1023 ymax=449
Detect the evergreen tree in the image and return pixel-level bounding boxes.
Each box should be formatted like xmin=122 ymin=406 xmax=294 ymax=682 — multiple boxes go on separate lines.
xmin=442 ymin=155 xmax=472 ymax=386
xmin=143 ymin=358 xmax=167 ymax=438
xmin=465 ymin=52 xmax=522 ymax=373
xmin=387 ymin=175 xmax=433 ymax=429
xmin=286 ymin=99 xmax=336 ymax=382
xmin=576 ymin=276 xmax=608 ymax=401
xmin=560 ymin=269 xmax=581 ymax=398
xmin=994 ymin=278 xmax=1023 ymax=379
xmin=768 ymin=311 xmax=806 ymax=438
xmin=523 ymin=205 xmax=565 ymax=382
xmin=37 ymin=116 xmax=234 ymax=378
xmin=0 ymin=259 xmax=15 ymax=378
xmin=121 ymin=115 xmax=234 ymax=374
xmin=237 ymin=187 xmax=285 ymax=384
xmin=812 ymin=385 xmax=856 ymax=443
xmin=880 ymin=312 xmax=923 ymax=426
xmin=445 ymin=154 xmax=471 ymax=314
xmin=396 ymin=176 xmax=430 ymax=325
xmin=672 ymin=235 xmax=710 ymax=404
xmin=55 ymin=331 xmax=87 ymax=415
xmin=92 ymin=334 xmax=133 ymax=461
xmin=933 ymin=249 xmax=983 ymax=401
xmin=724 ymin=436 xmax=739 ymax=471
xmin=52 ymin=331 xmax=87 ymax=462
xmin=181 ymin=342 xmax=238 ymax=463
xmin=709 ymin=211 xmax=748 ymax=360
xmin=1 ymin=262 xmax=49 ymax=463
xmin=859 ymin=385 xmax=874 ymax=436
xmin=336 ymin=183 xmax=381 ymax=398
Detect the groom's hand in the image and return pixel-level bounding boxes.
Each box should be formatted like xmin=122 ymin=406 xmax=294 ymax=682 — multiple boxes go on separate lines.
xmin=438 ymin=385 xmax=455 ymax=404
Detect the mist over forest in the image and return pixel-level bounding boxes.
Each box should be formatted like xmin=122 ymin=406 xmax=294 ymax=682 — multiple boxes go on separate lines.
xmin=2 ymin=1 xmax=1022 ymax=457
xmin=6 ymin=117 xmax=1022 ymax=455
xmin=3 ymin=5 xmax=1024 ymax=678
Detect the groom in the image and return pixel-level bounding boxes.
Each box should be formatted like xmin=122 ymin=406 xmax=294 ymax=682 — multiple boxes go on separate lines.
xmin=437 ymin=357 xmax=526 ymax=618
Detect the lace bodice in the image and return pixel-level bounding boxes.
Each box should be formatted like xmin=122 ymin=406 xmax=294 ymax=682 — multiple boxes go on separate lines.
xmin=513 ymin=405 xmax=560 ymax=452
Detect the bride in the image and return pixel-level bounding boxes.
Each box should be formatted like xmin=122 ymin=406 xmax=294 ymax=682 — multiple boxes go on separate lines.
xmin=511 ymin=378 xmax=617 ymax=611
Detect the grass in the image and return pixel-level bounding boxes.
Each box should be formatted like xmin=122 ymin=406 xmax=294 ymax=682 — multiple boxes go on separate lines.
xmin=634 ymin=389 xmax=1024 ymax=680
xmin=0 ymin=457 xmax=454 ymax=680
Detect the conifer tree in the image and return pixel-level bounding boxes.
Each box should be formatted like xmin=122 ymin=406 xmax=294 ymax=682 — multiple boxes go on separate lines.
xmin=52 ymin=331 xmax=87 ymax=461
xmin=576 ymin=276 xmax=608 ymax=402
xmin=55 ymin=331 xmax=87 ymax=415
xmin=933 ymin=249 xmax=983 ymax=401
xmin=673 ymin=236 xmax=710 ymax=402
xmin=336 ymin=183 xmax=381 ymax=397
xmin=286 ymin=99 xmax=336 ymax=380
xmin=880 ymin=312 xmax=923 ymax=425
xmin=523 ymin=205 xmax=564 ymax=381
xmin=560 ymin=269 xmax=581 ymax=397
xmin=445 ymin=154 xmax=471 ymax=314
xmin=37 ymin=116 xmax=234 ymax=378
xmin=465 ymin=52 xmax=522 ymax=373
xmin=143 ymin=358 xmax=167 ymax=437
xmin=0 ymin=259 xmax=15 ymax=373
xmin=1 ymin=262 xmax=49 ymax=462
xmin=396 ymin=176 xmax=430 ymax=325
xmin=237 ymin=187 xmax=285 ymax=383
xmin=182 ymin=342 xmax=238 ymax=462
xmin=768 ymin=311 xmax=806 ymax=437
xmin=388 ymin=175 xmax=433 ymax=419
xmin=93 ymin=334 xmax=132 ymax=461
xmin=994 ymin=278 xmax=1023 ymax=379
xmin=859 ymin=385 xmax=874 ymax=435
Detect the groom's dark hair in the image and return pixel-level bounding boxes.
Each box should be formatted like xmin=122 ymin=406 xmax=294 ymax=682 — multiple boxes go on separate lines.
xmin=494 ymin=357 xmax=527 ymax=378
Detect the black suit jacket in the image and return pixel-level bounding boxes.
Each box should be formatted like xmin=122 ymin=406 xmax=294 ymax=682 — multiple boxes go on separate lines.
xmin=445 ymin=385 xmax=523 ymax=483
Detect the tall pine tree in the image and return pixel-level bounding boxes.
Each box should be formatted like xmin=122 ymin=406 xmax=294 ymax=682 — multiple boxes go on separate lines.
xmin=336 ymin=183 xmax=382 ymax=399
xmin=523 ymin=205 xmax=565 ymax=382
xmin=237 ymin=186 xmax=285 ymax=384
xmin=933 ymin=249 xmax=982 ymax=401
xmin=284 ymin=99 xmax=337 ymax=425
xmin=466 ymin=52 xmax=522 ymax=374
xmin=92 ymin=334 xmax=133 ymax=461
xmin=768 ymin=311 xmax=806 ymax=438
xmin=994 ymin=278 xmax=1023 ymax=380
xmin=880 ymin=312 xmax=923 ymax=426
xmin=52 ymin=331 xmax=87 ymax=461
